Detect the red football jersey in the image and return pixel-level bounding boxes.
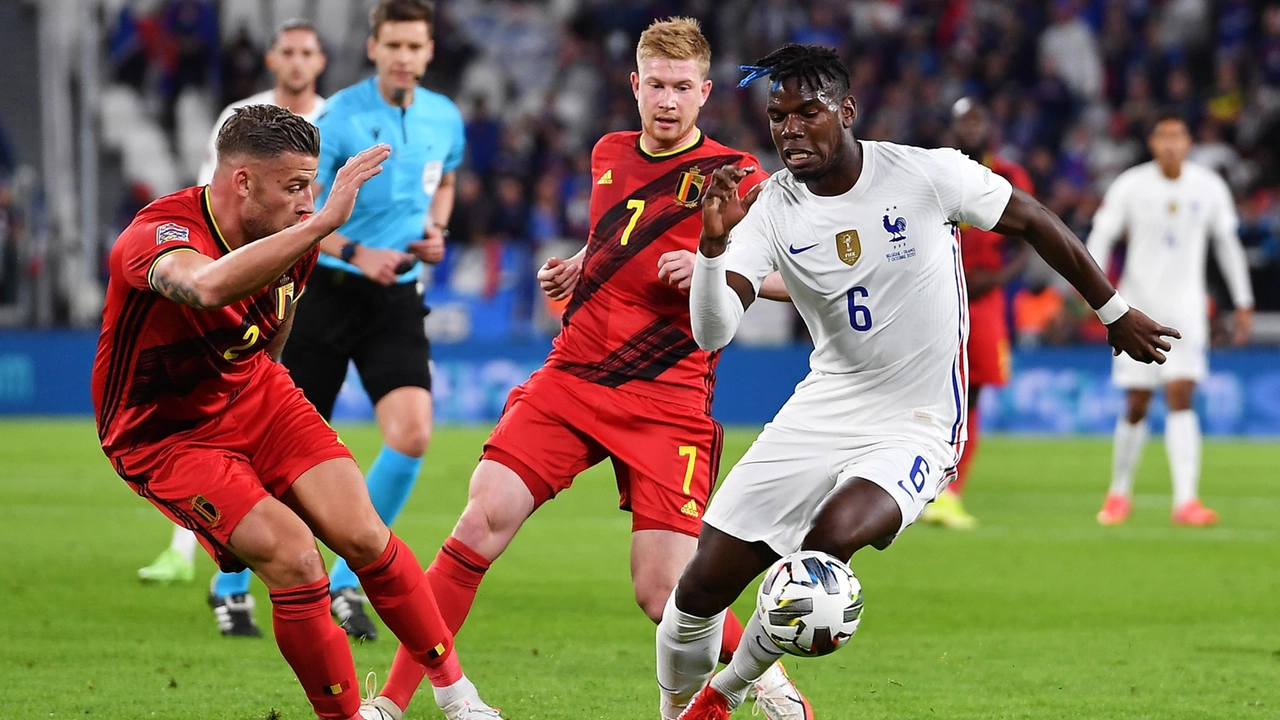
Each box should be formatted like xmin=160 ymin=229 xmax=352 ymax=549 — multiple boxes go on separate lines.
xmin=547 ymin=130 xmax=766 ymax=412
xmin=960 ymin=154 xmax=1034 ymax=273
xmin=92 ymin=186 xmax=316 ymax=456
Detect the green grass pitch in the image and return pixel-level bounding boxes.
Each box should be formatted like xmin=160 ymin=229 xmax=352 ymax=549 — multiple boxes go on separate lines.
xmin=2 ymin=419 xmax=1278 ymax=719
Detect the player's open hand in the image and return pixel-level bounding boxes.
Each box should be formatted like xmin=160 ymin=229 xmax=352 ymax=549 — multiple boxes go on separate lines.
xmin=657 ymin=250 xmax=695 ymax=291
xmin=1106 ymin=307 xmax=1180 ymax=363
xmin=539 ymin=256 xmax=581 ymax=301
xmin=313 ymin=144 xmax=391 ymax=234
xmin=701 ymin=165 xmax=763 ymax=253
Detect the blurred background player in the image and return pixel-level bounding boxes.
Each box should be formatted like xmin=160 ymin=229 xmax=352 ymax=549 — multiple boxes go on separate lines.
xmin=278 ymin=0 xmax=465 ymax=641
xmin=137 ymin=17 xmax=329 ymax=640
xmin=1089 ymin=112 xmax=1254 ymax=527
xmin=362 ymin=18 xmax=807 ymax=720
xmin=921 ymin=97 xmax=1034 ymax=530
xmin=669 ymin=44 xmax=1178 ymax=720
xmin=93 ymin=105 xmax=498 ymax=720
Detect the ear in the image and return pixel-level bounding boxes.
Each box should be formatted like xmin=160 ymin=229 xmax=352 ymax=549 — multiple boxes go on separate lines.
xmin=842 ymin=95 xmax=857 ymax=129
xmin=630 ymin=72 xmax=640 ymax=100
xmin=366 ymin=36 xmax=377 ymax=64
xmin=424 ymin=37 xmax=435 ymax=66
xmin=699 ymin=78 xmax=713 ymax=107
xmin=264 ymin=48 xmax=277 ymax=73
xmin=233 ymin=167 xmax=252 ymax=198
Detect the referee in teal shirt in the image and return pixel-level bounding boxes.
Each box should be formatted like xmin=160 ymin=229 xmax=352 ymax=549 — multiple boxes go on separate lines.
xmin=281 ymin=0 xmax=464 ymax=640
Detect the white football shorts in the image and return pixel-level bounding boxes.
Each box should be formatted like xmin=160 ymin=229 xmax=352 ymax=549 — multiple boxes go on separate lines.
xmin=702 ymin=418 xmax=958 ymax=557
xmin=1111 ymin=330 xmax=1207 ymax=389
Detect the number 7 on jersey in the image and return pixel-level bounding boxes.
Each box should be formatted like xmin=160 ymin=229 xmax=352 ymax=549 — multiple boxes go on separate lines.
xmin=620 ymin=199 xmax=646 ymax=246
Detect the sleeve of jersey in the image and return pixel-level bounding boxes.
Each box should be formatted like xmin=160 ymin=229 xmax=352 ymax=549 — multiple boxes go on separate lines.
xmin=1208 ymin=178 xmax=1254 ymax=309
xmin=690 ymin=202 xmax=777 ymax=351
xmin=723 ymin=198 xmax=779 ymax=294
xmin=940 ymin=149 xmax=1013 ymax=230
xmin=119 ymin=219 xmax=207 ymax=292
xmin=444 ymin=105 xmax=466 ymax=173
xmin=1086 ymin=175 xmax=1128 ymax=270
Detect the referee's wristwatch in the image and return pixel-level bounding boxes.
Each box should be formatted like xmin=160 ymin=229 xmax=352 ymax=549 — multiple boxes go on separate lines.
xmin=339 ymin=240 xmax=359 ymax=263
xmin=432 ymin=223 xmax=450 ymax=239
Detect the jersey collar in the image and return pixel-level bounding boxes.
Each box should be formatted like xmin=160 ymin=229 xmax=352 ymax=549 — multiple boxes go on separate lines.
xmin=636 ymin=129 xmax=705 ymax=163
xmin=200 ymin=186 xmax=234 ymax=256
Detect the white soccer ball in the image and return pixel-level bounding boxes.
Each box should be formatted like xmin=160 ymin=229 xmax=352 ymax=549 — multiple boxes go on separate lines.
xmin=756 ymin=550 xmax=863 ymax=657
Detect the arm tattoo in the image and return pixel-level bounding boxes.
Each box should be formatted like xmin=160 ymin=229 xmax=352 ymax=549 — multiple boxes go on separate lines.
xmin=151 ymin=270 xmax=210 ymax=310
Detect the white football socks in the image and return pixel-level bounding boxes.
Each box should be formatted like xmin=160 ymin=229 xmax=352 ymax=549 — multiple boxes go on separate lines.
xmin=656 ymin=592 xmax=724 ymax=720
xmin=171 ymin=525 xmax=198 ymax=563
xmin=1165 ymin=410 xmax=1202 ymax=507
xmin=709 ymin=612 xmax=784 ymax=709
xmin=1109 ymin=417 xmax=1148 ymax=497
xmin=432 ymin=674 xmax=478 ymax=711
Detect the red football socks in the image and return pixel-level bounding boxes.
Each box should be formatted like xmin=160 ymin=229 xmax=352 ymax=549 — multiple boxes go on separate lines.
xmin=430 ymin=536 xmax=493 ymax=632
xmin=354 ymin=534 xmax=461 ymax=683
xmin=952 ymin=404 xmax=980 ymax=494
xmin=720 ymin=610 xmax=745 ymax=664
xmin=382 ymin=536 xmax=492 ymax=711
xmin=269 ymin=578 xmax=360 ymax=720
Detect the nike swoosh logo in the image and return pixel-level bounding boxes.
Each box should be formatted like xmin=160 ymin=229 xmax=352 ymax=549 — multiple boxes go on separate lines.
xmin=789 ymin=243 xmax=819 ymax=255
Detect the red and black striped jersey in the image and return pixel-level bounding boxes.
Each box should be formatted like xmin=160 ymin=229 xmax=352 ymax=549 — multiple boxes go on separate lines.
xmin=547 ymin=130 xmax=767 ymax=412
xmin=92 ymin=186 xmax=316 ymax=456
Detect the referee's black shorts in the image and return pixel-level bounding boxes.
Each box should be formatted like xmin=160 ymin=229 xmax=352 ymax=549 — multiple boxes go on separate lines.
xmin=281 ymin=267 xmax=432 ymax=420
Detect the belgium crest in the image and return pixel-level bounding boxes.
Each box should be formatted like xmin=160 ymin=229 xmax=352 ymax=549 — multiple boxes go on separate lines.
xmin=675 ymin=166 xmax=706 ymax=208
xmin=836 ymin=230 xmax=861 ymax=266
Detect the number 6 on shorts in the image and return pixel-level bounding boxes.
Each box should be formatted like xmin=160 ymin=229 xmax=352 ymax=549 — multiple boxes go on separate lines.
xmin=897 ymin=455 xmax=929 ymax=496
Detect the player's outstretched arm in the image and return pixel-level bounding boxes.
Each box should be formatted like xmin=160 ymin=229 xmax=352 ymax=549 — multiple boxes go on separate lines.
xmin=151 ymin=145 xmax=390 ymax=309
xmin=992 ymin=186 xmax=1179 ymax=363
xmin=691 ymin=166 xmax=765 ymax=350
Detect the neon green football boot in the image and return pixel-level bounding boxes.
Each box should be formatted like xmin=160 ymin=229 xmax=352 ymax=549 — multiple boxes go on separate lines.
xmin=137 ymin=547 xmax=195 ymax=584
xmin=920 ymin=488 xmax=978 ymax=530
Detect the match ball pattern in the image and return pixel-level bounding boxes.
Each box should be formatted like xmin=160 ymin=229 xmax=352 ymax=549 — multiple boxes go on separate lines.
xmin=756 ymin=550 xmax=863 ymax=657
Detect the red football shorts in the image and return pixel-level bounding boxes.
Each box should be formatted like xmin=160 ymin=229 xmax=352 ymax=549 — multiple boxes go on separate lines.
xmin=483 ymin=367 xmax=724 ymax=537
xmin=110 ymin=363 xmax=353 ymax=572
xmin=968 ymin=290 xmax=1011 ymax=387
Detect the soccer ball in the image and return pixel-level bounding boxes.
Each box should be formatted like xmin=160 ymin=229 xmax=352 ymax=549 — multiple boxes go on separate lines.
xmin=756 ymin=550 xmax=863 ymax=657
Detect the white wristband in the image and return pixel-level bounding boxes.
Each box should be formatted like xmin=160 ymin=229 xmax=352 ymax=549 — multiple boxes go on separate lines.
xmin=1095 ymin=293 xmax=1130 ymax=325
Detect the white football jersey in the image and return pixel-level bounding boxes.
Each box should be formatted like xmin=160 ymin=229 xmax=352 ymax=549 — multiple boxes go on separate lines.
xmin=724 ymin=141 xmax=1013 ymax=444
xmin=1087 ymin=161 xmax=1253 ymax=342
xmin=197 ymin=90 xmax=326 ymax=185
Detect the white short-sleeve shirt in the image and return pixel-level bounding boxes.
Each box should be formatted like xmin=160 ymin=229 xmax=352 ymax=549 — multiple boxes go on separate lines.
xmin=1087 ymin=160 xmax=1253 ymax=343
xmin=723 ymin=141 xmax=1013 ymax=444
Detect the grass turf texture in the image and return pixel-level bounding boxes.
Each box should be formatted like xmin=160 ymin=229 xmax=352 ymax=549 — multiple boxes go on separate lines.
xmin=1 ymin=420 xmax=1278 ymax=719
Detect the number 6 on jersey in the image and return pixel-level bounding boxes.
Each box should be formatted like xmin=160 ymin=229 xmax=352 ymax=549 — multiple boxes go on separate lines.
xmin=847 ymin=286 xmax=872 ymax=331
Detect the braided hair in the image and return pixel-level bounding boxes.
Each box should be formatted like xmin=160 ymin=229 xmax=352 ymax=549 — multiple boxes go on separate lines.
xmin=738 ymin=44 xmax=851 ymax=96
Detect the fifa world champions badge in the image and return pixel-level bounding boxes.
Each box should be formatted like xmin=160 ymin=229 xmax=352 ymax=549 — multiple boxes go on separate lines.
xmin=836 ymin=230 xmax=861 ymax=266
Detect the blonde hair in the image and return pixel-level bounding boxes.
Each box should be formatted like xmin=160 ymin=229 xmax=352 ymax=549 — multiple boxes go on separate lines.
xmin=636 ymin=17 xmax=712 ymax=79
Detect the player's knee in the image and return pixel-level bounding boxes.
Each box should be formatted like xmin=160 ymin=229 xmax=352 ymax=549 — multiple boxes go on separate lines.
xmin=451 ymin=462 xmax=533 ymax=555
xmin=635 ymin=579 xmax=676 ymax=624
xmin=451 ymin=497 xmax=520 ymax=558
xmin=259 ymin=543 xmax=327 ymax=589
xmin=385 ymin=422 xmax=431 ymax=457
xmin=333 ymin=519 xmax=392 ymax=570
xmin=672 ymin=564 xmax=732 ymax=619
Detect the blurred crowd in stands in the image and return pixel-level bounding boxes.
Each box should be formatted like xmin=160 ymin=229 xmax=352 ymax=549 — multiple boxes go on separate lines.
xmin=91 ymin=0 xmax=1280 ymax=345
